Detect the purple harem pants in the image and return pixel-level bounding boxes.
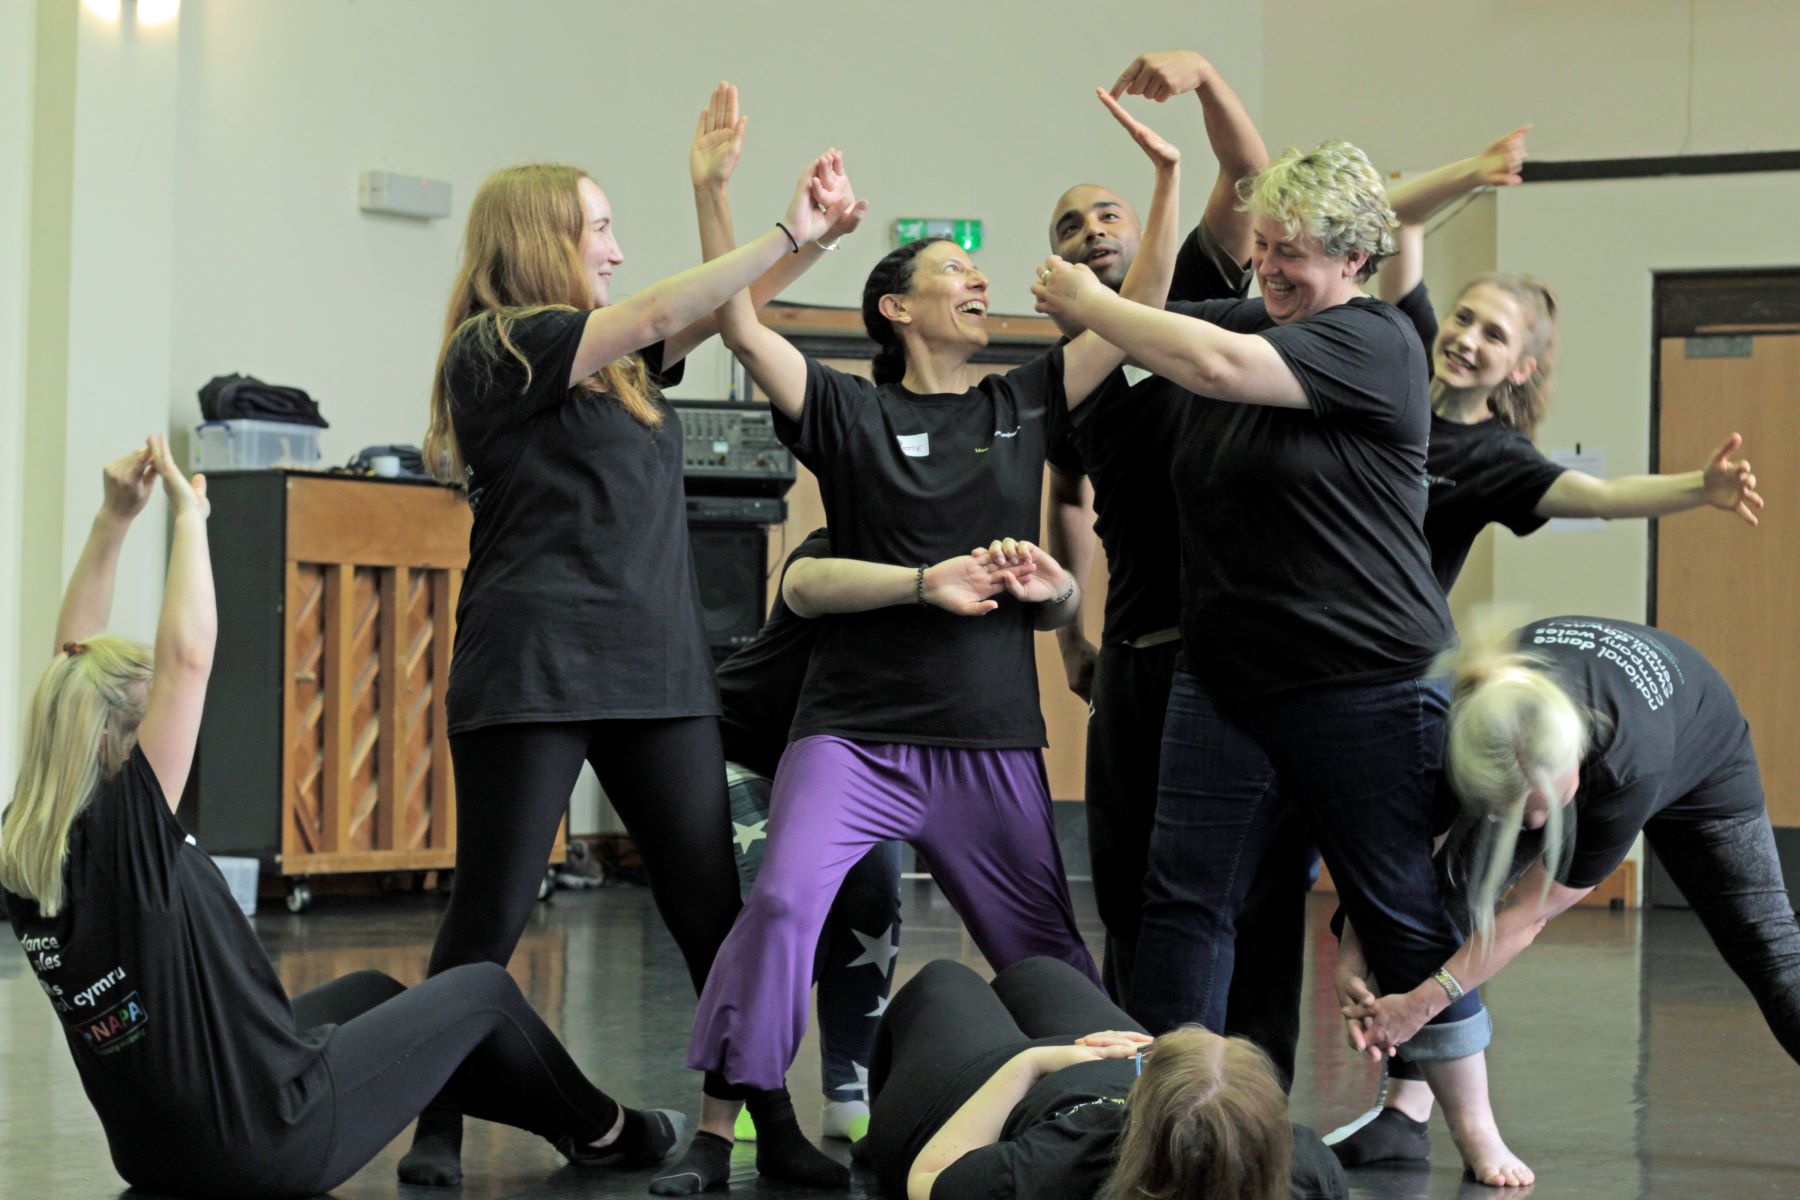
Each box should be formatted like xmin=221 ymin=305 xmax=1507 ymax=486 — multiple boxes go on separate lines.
xmin=687 ymin=735 xmax=1100 ymax=1091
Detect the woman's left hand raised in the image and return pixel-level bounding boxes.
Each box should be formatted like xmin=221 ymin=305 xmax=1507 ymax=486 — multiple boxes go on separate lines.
xmin=1095 ymin=87 xmax=1180 ymax=172
xmin=784 ymin=149 xmax=855 ymax=246
xmin=690 ymin=81 xmax=747 ymax=190
xmin=1031 ymin=256 xmax=1103 ymax=319
xmin=1702 ymin=433 xmax=1764 ymax=525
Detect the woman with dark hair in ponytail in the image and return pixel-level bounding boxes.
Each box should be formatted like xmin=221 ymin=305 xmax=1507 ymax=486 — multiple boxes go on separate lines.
xmin=655 ymin=89 xmax=1182 ymax=1193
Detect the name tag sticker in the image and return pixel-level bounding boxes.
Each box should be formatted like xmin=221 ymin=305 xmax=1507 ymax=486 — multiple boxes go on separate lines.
xmin=897 ymin=432 xmax=930 ymax=458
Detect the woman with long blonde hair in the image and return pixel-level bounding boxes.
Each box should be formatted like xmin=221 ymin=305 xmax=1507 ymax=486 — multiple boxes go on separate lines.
xmin=401 ymin=86 xmax=867 ymax=1191
xmin=2 ymin=439 xmax=678 ymax=1198
xmin=861 ymin=957 xmax=1344 ymax=1200
xmin=1337 ymin=614 xmax=1799 ymax=1186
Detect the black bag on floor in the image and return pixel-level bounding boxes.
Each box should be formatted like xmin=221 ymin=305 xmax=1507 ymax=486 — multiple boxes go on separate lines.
xmin=198 ymin=373 xmax=329 ymax=428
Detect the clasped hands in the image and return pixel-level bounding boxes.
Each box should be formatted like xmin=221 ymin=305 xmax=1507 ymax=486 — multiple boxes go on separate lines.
xmin=923 ymin=539 xmax=1074 ymax=616
xmin=1334 ymin=964 xmax=1432 ymax=1062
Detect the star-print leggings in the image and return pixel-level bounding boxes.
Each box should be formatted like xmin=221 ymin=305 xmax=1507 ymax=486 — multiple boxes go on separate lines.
xmin=690 ymin=736 xmax=1100 ymax=1092
xmin=728 ymin=763 xmax=903 ymax=1102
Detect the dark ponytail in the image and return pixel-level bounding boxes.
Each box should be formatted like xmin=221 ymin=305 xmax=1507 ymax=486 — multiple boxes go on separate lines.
xmin=861 ymin=238 xmax=950 ymax=385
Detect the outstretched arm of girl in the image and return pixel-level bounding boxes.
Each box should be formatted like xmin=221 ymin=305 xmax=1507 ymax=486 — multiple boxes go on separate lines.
xmin=783 ymin=550 xmax=1028 ymax=619
xmin=663 ymin=83 xmax=871 ymax=366
xmin=1378 ymin=126 xmax=1529 ymax=303
xmin=134 ymin=436 xmax=216 ymax=811
xmin=1534 ymin=432 xmax=1763 ymax=523
xmin=54 ymin=444 xmax=158 ymax=649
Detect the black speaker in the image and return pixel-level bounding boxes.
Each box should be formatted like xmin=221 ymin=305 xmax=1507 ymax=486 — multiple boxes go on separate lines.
xmin=689 ymin=523 xmax=768 ymax=661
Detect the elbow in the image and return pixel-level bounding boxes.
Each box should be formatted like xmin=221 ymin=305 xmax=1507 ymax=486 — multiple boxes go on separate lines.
xmin=161 ymin=639 xmax=215 ymax=681
xmin=1175 ymin=349 xmax=1232 ymax=397
xmin=781 ymin=572 xmax=821 ymax=620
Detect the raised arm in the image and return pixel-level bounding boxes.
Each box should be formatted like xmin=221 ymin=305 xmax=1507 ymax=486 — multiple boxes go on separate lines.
xmin=1534 ymin=433 xmax=1763 ymax=523
xmin=783 ymin=549 xmax=1026 ymax=619
xmin=1111 ymin=50 xmax=1267 ymax=262
xmin=1378 ymin=126 xmax=1528 ymax=303
xmin=1058 ymin=90 xmax=1183 ymax=407
xmin=54 ymin=445 xmax=158 ymax=649
xmin=570 ymin=102 xmax=851 ymax=387
xmin=1036 ymin=259 xmax=1305 ymax=409
xmin=662 ymin=83 xmax=871 ymax=366
xmin=133 ymin=436 xmax=216 ymax=810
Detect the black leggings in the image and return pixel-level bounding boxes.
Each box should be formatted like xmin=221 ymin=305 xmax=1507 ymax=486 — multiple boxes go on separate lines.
xmin=282 ymin=965 xmax=615 ymax=1197
xmin=432 ymin=718 xmax=741 ymax=1091
xmin=866 ymin=958 xmax=1143 ymax=1200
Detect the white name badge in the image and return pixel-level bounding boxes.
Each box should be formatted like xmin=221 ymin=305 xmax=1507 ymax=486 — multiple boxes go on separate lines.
xmin=897 ymin=432 xmax=930 ymax=458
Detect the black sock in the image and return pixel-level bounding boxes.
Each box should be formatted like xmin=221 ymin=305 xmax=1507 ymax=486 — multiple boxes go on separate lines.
xmin=561 ymin=1106 xmax=686 ymax=1169
xmin=1330 ymin=1107 xmax=1431 ymax=1167
xmin=397 ymin=1107 xmax=464 ymax=1187
xmin=746 ymin=1088 xmax=850 ymax=1190
xmin=650 ymin=1130 xmax=732 ymax=1195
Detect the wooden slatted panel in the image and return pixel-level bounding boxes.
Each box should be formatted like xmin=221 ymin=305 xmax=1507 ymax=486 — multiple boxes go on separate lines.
xmin=348 ymin=568 xmax=381 ymax=851
xmin=430 ymin=569 xmax=461 ymax=850
xmin=322 ymin=564 xmax=356 ymax=852
xmin=400 ymin=570 xmax=433 ymax=849
xmin=376 ymin=567 xmax=406 ymax=851
xmin=287 ymin=564 xmax=326 ymax=855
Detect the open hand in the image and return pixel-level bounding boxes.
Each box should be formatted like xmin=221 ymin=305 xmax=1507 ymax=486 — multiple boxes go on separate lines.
xmin=148 ymin=433 xmax=209 ymax=519
xmin=1096 ymin=88 xmax=1179 ymax=171
xmin=1031 ymin=256 xmax=1104 ymax=320
xmin=101 ymin=443 xmax=157 ymax=521
xmin=690 ymin=81 xmax=747 ymax=189
xmin=921 ymin=552 xmax=1021 ymax=616
xmin=977 ymin=539 xmax=1072 ymax=605
xmin=1074 ymin=1030 xmax=1154 ymax=1050
xmin=1703 ymin=433 xmax=1764 ymax=525
xmin=1110 ymin=50 xmax=1211 ymax=101
xmin=784 ymin=149 xmax=855 ymax=246
xmin=1474 ymin=125 xmax=1530 ymax=188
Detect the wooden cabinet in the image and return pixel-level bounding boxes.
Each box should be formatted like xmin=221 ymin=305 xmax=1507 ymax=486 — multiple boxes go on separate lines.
xmin=190 ymin=472 xmax=564 ymax=905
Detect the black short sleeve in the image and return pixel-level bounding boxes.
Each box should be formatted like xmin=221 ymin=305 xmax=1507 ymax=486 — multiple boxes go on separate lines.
xmin=448 ymin=309 xmax=589 ymax=459
xmin=82 ymin=748 xmax=185 ymax=909
xmin=1258 ymin=301 xmax=1421 ymax=434
xmin=1170 ymin=219 xmax=1254 ymax=305
xmin=1424 ymin=419 xmax=1567 ymax=591
xmin=1394 ymin=281 xmax=1439 ymax=365
xmin=772 ymin=361 xmax=879 ymax=468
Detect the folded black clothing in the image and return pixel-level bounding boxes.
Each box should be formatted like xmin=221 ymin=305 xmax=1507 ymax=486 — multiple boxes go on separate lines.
xmin=198 ymin=373 xmax=328 ymax=428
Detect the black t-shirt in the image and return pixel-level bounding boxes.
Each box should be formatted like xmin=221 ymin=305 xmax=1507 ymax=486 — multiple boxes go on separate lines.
xmin=1168 ymin=296 xmax=1452 ymax=698
xmin=1394 ymin=283 xmax=1567 ymax=592
xmin=4 ymin=749 xmax=330 ymax=1192
xmin=774 ymin=353 xmax=1067 ymax=748
xmin=1513 ymin=617 xmax=1758 ymax=888
xmin=716 ymin=529 xmax=830 ymax=777
xmin=930 ymin=1055 xmax=1346 ymax=1200
xmin=443 ymin=309 xmax=716 ymax=732
xmin=1045 ymin=220 xmax=1254 ymax=643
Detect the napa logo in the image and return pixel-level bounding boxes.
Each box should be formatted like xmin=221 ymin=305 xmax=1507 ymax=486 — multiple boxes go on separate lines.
xmin=79 ymin=991 xmax=150 ymax=1056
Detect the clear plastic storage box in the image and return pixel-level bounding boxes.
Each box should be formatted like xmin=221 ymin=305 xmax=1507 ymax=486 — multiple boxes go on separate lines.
xmin=191 ymin=419 xmax=323 ymax=472
xmin=210 ymin=856 xmax=260 ymax=917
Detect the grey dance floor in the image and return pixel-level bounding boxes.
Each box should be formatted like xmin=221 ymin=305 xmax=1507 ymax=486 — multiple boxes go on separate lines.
xmin=2 ymin=879 xmax=1796 ymax=1199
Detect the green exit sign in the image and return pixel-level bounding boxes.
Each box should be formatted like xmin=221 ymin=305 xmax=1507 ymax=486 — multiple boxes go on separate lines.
xmin=893 ymin=218 xmax=983 ymax=252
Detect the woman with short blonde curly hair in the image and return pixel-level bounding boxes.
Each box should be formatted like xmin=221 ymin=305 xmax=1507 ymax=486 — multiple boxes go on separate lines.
xmin=1034 ymin=135 xmax=1492 ymax=1168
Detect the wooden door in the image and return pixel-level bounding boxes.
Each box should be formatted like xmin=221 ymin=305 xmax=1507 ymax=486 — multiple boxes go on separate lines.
xmin=1655 ymin=333 xmax=1798 ymax=827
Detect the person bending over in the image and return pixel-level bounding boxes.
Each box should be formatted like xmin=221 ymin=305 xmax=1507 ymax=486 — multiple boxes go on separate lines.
xmin=1335 ymin=615 xmax=1799 ymax=1186
xmin=865 ymin=957 xmax=1347 ymax=1200
xmin=0 ymin=440 xmax=680 ymax=1199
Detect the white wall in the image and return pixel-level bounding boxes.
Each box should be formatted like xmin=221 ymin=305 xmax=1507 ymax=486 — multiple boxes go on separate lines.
xmin=0 ymin=0 xmax=37 ymax=795
xmin=166 ymin=0 xmax=1262 ymax=465
xmin=1260 ymin=0 xmax=1800 ymax=170
xmin=1491 ymin=172 xmax=1800 ymax=623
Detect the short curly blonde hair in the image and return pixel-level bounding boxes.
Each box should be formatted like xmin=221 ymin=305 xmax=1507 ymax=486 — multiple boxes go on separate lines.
xmin=1236 ymin=141 xmax=1397 ymax=281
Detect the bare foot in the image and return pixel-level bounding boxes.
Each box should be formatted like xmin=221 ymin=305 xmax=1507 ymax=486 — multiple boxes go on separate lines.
xmin=1448 ymin=1117 xmax=1535 ymax=1187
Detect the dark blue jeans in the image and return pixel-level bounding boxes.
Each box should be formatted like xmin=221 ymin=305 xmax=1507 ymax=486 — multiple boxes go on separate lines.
xmin=1130 ymin=670 xmax=1488 ymax=1061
